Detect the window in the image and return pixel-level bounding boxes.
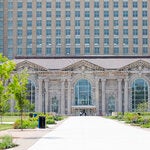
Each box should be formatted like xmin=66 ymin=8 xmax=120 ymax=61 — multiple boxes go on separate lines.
xmin=85 ymin=38 xmax=90 ymax=44
xmin=104 ymin=20 xmax=109 ymax=27
xmin=46 ymin=29 xmax=51 ymax=36
xmin=104 ymin=47 xmax=109 ymax=54
xmin=36 ymin=20 xmax=42 ymax=26
xmin=27 ymin=2 xmax=32 ymax=9
xmin=114 ymin=2 xmax=118 ymax=8
xmin=46 ymin=48 xmax=51 ymax=55
xmin=27 ymin=21 xmax=32 ymax=26
xmin=142 ymin=11 xmax=147 ymax=17
xmin=104 ymin=38 xmax=109 ymax=45
xmin=66 ymin=11 xmax=71 ymax=18
xmin=143 ymin=47 xmax=148 ymax=54
xmin=133 ymin=29 xmax=138 ymax=36
xmin=56 ymin=47 xmax=61 ymax=55
xmin=114 ymin=20 xmax=118 ymax=26
xmin=75 ymin=38 xmax=80 ymax=44
xmin=66 ymin=20 xmax=71 ymax=26
xmin=27 ymin=30 xmax=32 ymax=36
xmin=133 ymin=2 xmax=138 ymax=8
xmin=114 ymin=11 xmax=118 ymax=17
xmin=56 ymin=38 xmax=61 ymax=45
xmin=8 ymin=2 xmax=13 ymax=9
xmin=94 ymin=38 xmax=99 ymax=45
xmin=46 ymin=2 xmax=51 ymax=8
xmin=17 ymin=11 xmax=22 ymax=18
xmin=75 ymin=47 xmax=80 ymax=55
xmin=123 ymin=1 xmax=128 ymax=8
xmin=18 ymin=20 xmax=22 ymax=27
xmin=46 ymin=11 xmax=51 ymax=17
xmin=56 ymin=20 xmax=61 ymax=27
xmin=94 ymin=11 xmax=99 ymax=18
xmin=114 ymin=29 xmax=119 ymax=35
xmin=133 ymin=38 xmax=138 ymax=45
xmin=133 ymin=11 xmax=138 ymax=17
xmin=85 ymin=47 xmax=90 ymax=54
xmin=75 ymin=29 xmax=80 ymax=35
xmin=36 ymin=48 xmax=42 ymax=55
xmin=94 ymin=20 xmax=99 ymax=26
xmin=75 ymin=1 xmax=80 ymax=8
xmin=123 ymin=38 xmax=128 ymax=45
xmin=123 ymin=11 xmax=128 ymax=17
xmin=56 ymin=29 xmax=61 ymax=36
xmin=143 ymin=20 xmax=147 ymax=26
xmin=65 ymin=2 xmax=70 ymax=8
xmin=114 ymin=47 xmax=119 ymax=55
xmin=56 ymin=2 xmax=61 ymax=9
xmin=37 ymin=39 xmax=42 ymax=45
xmin=46 ymin=38 xmax=51 ymax=45
xmin=104 ymin=11 xmax=109 ymax=17
xmin=17 ymin=48 xmax=22 ymax=56
xmin=104 ymin=1 xmax=109 ymax=8
xmin=85 ymin=29 xmax=90 ymax=35
xmin=56 ymin=11 xmax=61 ymax=18
xmin=143 ymin=29 xmax=148 ymax=35
xmin=123 ymin=47 xmax=128 ymax=55
xmin=131 ymin=79 xmax=148 ymax=112
xmin=94 ymin=47 xmax=100 ymax=54
xmin=75 ymin=20 xmax=80 ymax=26
xmin=85 ymin=11 xmax=90 ymax=18
xmin=75 ymin=11 xmax=80 ymax=17
xmin=36 ymin=29 xmax=42 ymax=36
xmin=37 ymin=2 xmax=42 ymax=8
xmin=36 ymin=11 xmax=42 ymax=18
xmin=94 ymin=29 xmax=99 ymax=36
xmin=104 ymin=29 xmax=109 ymax=36
xmin=17 ymin=30 xmax=22 ymax=36
xmin=133 ymin=47 xmax=138 ymax=54
xmin=94 ymin=2 xmax=99 ymax=8
xmin=114 ymin=38 xmax=119 ymax=45
xmin=27 ymin=11 xmax=32 ymax=18
xmin=66 ymin=29 xmax=70 ymax=35
xmin=85 ymin=20 xmax=90 ymax=26
xmin=17 ymin=39 xmax=22 ymax=45
xmin=66 ymin=47 xmax=70 ymax=55
xmin=142 ymin=1 xmax=147 ymax=8
xmin=85 ymin=2 xmax=90 ymax=8
xmin=46 ymin=20 xmax=51 ymax=26
xmin=27 ymin=39 xmax=32 ymax=45
xmin=18 ymin=2 xmax=22 ymax=8
xmin=75 ymin=79 xmax=92 ymax=105
xmin=66 ymin=38 xmax=70 ymax=45
xmin=133 ymin=20 xmax=138 ymax=26
xmin=143 ymin=38 xmax=148 ymax=45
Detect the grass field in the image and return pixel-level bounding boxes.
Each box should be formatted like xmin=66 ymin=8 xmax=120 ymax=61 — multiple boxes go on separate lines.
xmin=0 ymin=116 xmax=28 ymax=122
xmin=0 ymin=124 xmax=13 ymax=131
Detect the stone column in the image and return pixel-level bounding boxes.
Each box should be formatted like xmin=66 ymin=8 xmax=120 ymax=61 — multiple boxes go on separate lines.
xmin=38 ymin=78 xmax=43 ymax=112
xmin=61 ymin=80 xmax=65 ymax=115
xmin=118 ymin=79 xmax=122 ymax=112
xmin=124 ymin=79 xmax=128 ymax=112
xmin=44 ymin=79 xmax=49 ymax=113
xmin=95 ymin=78 xmax=100 ymax=115
xmin=102 ymin=79 xmax=106 ymax=115
xmin=67 ymin=79 xmax=71 ymax=115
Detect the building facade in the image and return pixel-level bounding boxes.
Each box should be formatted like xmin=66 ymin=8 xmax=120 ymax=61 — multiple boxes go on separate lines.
xmin=13 ymin=58 xmax=150 ymax=115
xmin=0 ymin=0 xmax=150 ymax=59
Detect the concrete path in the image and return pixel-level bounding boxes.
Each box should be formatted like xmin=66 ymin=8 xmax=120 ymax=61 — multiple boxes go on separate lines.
xmin=28 ymin=116 xmax=150 ymax=150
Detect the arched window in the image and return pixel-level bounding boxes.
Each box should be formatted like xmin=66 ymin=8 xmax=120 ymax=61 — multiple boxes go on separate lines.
xmin=131 ymin=78 xmax=148 ymax=112
xmin=27 ymin=80 xmax=35 ymax=105
xmin=75 ymin=79 xmax=92 ymax=105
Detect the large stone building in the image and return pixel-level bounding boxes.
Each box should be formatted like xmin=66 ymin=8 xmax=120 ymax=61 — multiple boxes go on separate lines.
xmin=13 ymin=58 xmax=150 ymax=115
xmin=1 ymin=0 xmax=150 ymax=115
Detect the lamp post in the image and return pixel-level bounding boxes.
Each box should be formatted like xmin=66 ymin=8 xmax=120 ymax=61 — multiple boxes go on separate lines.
xmin=42 ymin=82 xmax=46 ymax=115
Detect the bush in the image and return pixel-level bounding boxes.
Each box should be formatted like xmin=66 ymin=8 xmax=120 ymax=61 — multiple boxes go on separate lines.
xmin=0 ymin=135 xmax=17 ymax=149
xmin=54 ymin=116 xmax=64 ymax=121
xmin=13 ymin=119 xmax=38 ymax=129
xmin=46 ymin=119 xmax=56 ymax=124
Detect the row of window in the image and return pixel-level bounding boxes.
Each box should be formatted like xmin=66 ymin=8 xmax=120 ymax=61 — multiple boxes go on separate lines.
xmin=14 ymin=29 xmax=148 ymax=37
xmin=9 ymin=1 xmax=148 ymax=9
xmin=15 ymin=19 xmax=148 ymax=27
xmin=14 ymin=10 xmax=148 ymax=18
xmin=15 ymin=47 xmax=148 ymax=56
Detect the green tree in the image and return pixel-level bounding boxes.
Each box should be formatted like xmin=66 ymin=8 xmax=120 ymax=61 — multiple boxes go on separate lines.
xmin=10 ymin=69 xmax=29 ymax=130
xmin=0 ymin=54 xmax=16 ymax=123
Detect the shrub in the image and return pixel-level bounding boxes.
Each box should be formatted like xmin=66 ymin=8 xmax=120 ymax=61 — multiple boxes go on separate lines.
xmin=0 ymin=135 xmax=17 ymax=149
xmin=46 ymin=119 xmax=56 ymax=124
xmin=13 ymin=119 xmax=38 ymax=129
xmin=54 ymin=116 xmax=64 ymax=121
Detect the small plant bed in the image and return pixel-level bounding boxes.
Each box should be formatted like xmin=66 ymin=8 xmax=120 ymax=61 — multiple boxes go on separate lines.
xmin=0 ymin=124 xmax=13 ymax=131
xmin=0 ymin=135 xmax=18 ymax=149
xmin=107 ymin=112 xmax=150 ymax=128
xmin=13 ymin=113 xmax=65 ymax=129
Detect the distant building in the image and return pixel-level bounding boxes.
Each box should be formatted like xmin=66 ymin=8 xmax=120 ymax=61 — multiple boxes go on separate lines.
xmin=0 ymin=0 xmax=150 ymax=59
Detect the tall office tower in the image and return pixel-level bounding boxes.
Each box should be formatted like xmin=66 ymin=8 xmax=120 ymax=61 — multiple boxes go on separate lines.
xmin=0 ymin=0 xmax=4 ymax=54
xmin=1 ymin=0 xmax=150 ymax=59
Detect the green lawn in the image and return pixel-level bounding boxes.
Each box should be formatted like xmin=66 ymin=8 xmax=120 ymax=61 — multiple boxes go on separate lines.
xmin=0 ymin=124 xmax=13 ymax=131
xmin=0 ymin=116 xmax=28 ymax=122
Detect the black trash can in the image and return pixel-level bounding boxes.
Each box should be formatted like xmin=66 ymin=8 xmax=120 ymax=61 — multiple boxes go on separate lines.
xmin=38 ymin=116 xmax=46 ymax=128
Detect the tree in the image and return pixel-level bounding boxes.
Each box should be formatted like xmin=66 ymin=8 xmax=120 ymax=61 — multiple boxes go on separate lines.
xmin=10 ymin=69 xmax=29 ymax=130
xmin=0 ymin=54 xmax=16 ymax=123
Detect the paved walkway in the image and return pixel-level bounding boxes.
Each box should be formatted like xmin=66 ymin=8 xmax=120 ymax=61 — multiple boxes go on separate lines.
xmin=28 ymin=116 xmax=150 ymax=150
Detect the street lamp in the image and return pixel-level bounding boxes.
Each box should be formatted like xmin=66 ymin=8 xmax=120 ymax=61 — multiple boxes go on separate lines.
xmin=42 ymin=82 xmax=46 ymax=115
